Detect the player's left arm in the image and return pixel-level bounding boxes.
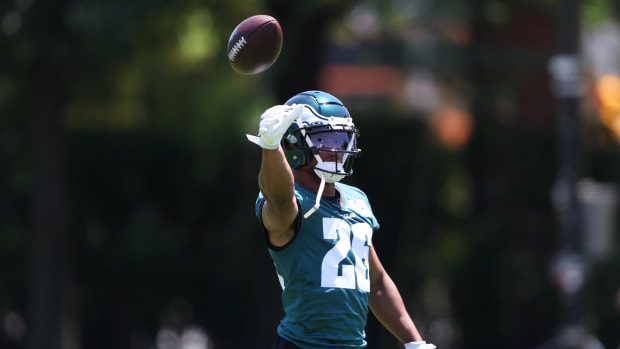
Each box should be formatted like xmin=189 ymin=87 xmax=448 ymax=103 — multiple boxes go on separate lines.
xmin=368 ymin=246 xmax=435 ymax=348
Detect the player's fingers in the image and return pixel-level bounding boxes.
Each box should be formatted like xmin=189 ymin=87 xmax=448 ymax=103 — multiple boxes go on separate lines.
xmin=261 ymin=105 xmax=286 ymax=118
xmin=281 ymin=104 xmax=303 ymax=126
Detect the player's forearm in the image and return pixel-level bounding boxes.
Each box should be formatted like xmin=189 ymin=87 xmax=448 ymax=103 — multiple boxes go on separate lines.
xmin=369 ymin=274 xmax=423 ymax=343
xmin=258 ymin=147 xmax=295 ymax=202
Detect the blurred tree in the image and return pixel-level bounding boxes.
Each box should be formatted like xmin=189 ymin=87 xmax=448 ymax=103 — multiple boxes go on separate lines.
xmin=265 ymin=0 xmax=358 ymax=101
xmin=24 ymin=0 xmax=74 ymax=348
xmin=466 ymin=1 xmax=560 ymax=348
xmin=1 ymin=0 xmax=281 ymax=348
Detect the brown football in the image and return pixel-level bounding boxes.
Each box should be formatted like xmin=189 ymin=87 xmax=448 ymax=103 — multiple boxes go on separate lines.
xmin=227 ymin=15 xmax=283 ymax=75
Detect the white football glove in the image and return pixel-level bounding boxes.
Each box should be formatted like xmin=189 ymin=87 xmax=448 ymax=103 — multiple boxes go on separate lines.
xmin=404 ymin=341 xmax=436 ymax=349
xmin=246 ymin=104 xmax=304 ymax=150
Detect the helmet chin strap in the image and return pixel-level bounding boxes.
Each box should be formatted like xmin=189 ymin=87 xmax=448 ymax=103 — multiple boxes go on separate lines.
xmin=303 ymin=172 xmax=326 ymax=218
xmin=312 ymin=150 xmax=346 ymax=183
xmin=303 ymin=165 xmax=346 ymax=218
xmin=313 ymin=167 xmax=343 ymax=183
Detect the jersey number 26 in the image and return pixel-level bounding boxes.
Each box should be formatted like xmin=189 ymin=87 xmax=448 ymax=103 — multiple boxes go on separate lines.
xmin=321 ymin=217 xmax=371 ymax=292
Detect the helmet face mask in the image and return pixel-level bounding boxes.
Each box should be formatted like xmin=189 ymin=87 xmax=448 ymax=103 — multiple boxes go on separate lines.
xmin=281 ymin=91 xmax=361 ymax=182
xmin=306 ymin=130 xmax=358 ymax=182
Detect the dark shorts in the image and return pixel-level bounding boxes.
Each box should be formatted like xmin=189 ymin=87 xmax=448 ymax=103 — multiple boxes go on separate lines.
xmin=271 ymin=335 xmax=302 ymax=349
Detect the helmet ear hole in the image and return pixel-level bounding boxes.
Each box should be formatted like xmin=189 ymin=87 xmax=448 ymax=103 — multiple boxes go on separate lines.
xmin=288 ymin=150 xmax=306 ymax=169
xmin=284 ymin=140 xmax=294 ymax=150
xmin=282 ymin=130 xmax=307 ymax=169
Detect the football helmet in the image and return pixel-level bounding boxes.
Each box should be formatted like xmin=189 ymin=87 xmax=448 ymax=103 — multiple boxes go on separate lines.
xmin=282 ymin=90 xmax=361 ymax=183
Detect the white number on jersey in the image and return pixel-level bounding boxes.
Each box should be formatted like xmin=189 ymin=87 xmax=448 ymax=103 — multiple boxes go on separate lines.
xmin=321 ymin=218 xmax=371 ymax=291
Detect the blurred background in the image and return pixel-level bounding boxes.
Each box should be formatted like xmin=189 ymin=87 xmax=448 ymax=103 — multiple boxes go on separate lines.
xmin=1 ymin=0 xmax=619 ymax=348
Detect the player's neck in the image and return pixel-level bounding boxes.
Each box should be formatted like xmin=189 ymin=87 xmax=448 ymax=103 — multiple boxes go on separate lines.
xmin=294 ymin=168 xmax=336 ymax=196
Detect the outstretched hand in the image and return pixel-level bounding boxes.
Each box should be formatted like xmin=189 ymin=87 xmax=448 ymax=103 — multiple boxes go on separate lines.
xmin=246 ymin=104 xmax=304 ymax=149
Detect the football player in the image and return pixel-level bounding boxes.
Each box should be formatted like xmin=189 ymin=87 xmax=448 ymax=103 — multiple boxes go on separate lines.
xmin=247 ymin=90 xmax=436 ymax=349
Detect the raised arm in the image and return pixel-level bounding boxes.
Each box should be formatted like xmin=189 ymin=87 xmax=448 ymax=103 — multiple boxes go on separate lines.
xmin=247 ymin=104 xmax=303 ymax=246
xmin=258 ymin=147 xmax=298 ymax=246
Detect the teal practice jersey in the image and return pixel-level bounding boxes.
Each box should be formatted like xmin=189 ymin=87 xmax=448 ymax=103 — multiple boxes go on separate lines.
xmin=255 ymin=182 xmax=380 ymax=349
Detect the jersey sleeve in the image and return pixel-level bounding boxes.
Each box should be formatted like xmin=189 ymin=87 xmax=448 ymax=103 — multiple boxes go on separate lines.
xmin=254 ymin=189 xmax=305 ymax=221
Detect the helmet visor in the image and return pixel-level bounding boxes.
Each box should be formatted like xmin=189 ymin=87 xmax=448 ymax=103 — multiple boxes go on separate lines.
xmin=306 ymin=131 xmax=359 ymax=177
xmin=308 ymin=131 xmax=355 ymax=152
